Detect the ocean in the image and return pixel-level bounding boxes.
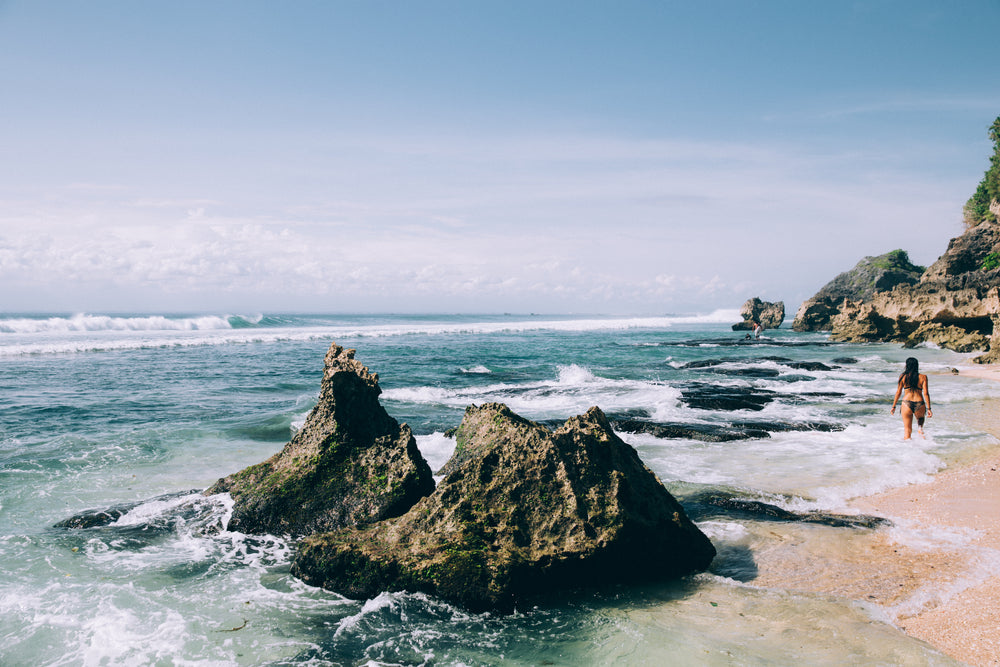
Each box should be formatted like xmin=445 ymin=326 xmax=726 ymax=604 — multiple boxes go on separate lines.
xmin=2 ymin=312 xmax=997 ymax=666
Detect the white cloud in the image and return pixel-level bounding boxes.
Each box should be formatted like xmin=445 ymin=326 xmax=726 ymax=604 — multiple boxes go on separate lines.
xmin=0 ymin=127 xmax=975 ymax=313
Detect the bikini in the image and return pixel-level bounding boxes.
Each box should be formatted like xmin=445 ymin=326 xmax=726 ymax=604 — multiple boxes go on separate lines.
xmin=902 ymin=383 xmax=927 ymax=426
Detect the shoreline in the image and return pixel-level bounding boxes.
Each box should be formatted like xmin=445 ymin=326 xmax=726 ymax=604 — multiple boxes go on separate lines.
xmin=751 ymin=363 xmax=1000 ymax=666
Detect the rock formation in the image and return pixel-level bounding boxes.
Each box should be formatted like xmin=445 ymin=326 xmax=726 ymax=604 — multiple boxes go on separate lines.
xmin=205 ymin=343 xmax=435 ymax=536
xmin=792 ymin=229 xmax=1000 ymax=363
xmin=732 ymin=297 xmax=785 ymax=330
xmin=792 ymin=250 xmax=924 ymax=332
xmin=291 ymin=403 xmax=716 ymax=613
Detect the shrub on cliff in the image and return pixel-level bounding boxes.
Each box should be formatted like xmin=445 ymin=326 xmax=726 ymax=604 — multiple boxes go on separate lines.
xmin=963 ymin=115 xmax=1000 ymax=228
xmin=791 ymin=249 xmax=924 ymax=332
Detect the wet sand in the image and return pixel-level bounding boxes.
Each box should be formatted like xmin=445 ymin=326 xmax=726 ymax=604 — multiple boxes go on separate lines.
xmin=753 ymin=364 xmax=1000 ymax=666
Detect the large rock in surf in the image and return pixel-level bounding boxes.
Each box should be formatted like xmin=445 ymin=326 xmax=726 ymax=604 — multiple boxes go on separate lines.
xmin=291 ymin=403 xmax=716 ymax=613
xmin=205 ymin=343 xmax=434 ymax=536
xmin=732 ymin=297 xmax=785 ymax=331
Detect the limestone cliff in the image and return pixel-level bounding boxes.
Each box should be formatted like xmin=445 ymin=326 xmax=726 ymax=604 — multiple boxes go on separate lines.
xmin=792 ymin=250 xmax=924 ymax=332
xmin=792 ymin=225 xmax=1000 ymax=363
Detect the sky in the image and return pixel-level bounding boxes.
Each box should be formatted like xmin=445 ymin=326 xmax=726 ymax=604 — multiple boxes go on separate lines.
xmin=1 ymin=1 xmax=999 ymax=315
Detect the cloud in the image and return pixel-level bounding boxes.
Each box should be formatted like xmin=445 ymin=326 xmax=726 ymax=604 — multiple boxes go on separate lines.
xmin=0 ymin=126 xmax=975 ymax=313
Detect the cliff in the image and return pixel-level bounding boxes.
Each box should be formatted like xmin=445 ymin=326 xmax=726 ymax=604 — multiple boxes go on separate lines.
xmin=791 ymin=250 xmax=924 ymax=332
xmin=792 ymin=225 xmax=1000 ymax=363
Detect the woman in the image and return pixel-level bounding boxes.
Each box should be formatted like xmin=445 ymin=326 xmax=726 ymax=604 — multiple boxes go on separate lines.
xmin=890 ymin=357 xmax=932 ymax=439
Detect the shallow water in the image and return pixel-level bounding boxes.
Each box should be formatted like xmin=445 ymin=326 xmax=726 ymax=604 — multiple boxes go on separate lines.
xmin=1 ymin=312 xmax=991 ymax=665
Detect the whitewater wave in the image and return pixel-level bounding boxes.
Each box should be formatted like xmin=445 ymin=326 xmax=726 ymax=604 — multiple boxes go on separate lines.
xmin=383 ymin=363 xmax=686 ymax=421
xmin=0 ymin=312 xmax=743 ymax=356
xmin=0 ymin=313 xmax=238 ymax=334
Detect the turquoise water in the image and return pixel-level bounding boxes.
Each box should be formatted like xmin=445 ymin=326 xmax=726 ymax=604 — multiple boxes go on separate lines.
xmin=2 ymin=312 xmax=995 ymax=665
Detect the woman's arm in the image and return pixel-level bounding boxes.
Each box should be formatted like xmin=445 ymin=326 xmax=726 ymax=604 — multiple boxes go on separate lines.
xmin=922 ymin=374 xmax=932 ymax=416
xmin=891 ymin=378 xmax=903 ymax=413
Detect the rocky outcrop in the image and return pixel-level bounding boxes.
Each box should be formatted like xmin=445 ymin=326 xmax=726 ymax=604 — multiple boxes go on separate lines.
xmin=792 ymin=250 xmax=924 ymax=332
xmin=922 ymin=219 xmax=1000 ymax=282
xmin=290 ymin=403 xmax=716 ymax=613
xmin=732 ymin=297 xmax=785 ymax=330
xmin=794 ymin=226 xmax=1000 ymax=362
xmin=902 ymin=322 xmax=991 ymax=352
xmin=205 ymin=343 xmax=435 ymax=536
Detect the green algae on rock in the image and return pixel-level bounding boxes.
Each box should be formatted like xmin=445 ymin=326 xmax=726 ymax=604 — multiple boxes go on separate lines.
xmin=291 ymin=403 xmax=716 ymax=613
xmin=205 ymin=343 xmax=434 ymax=536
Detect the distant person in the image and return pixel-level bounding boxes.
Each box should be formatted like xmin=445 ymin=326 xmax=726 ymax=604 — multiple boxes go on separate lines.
xmin=890 ymin=357 xmax=932 ymax=439
xmin=752 ymin=321 xmax=762 ymax=339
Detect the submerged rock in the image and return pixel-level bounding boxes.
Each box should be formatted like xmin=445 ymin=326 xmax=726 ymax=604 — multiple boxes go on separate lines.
xmin=685 ymin=490 xmax=889 ymax=529
xmin=678 ymin=384 xmax=777 ymax=411
xmin=291 ymin=403 xmax=716 ymax=613
xmin=55 ymin=490 xmax=202 ymax=529
xmin=609 ymin=417 xmax=843 ymax=443
xmin=205 ymin=343 xmax=434 ymax=536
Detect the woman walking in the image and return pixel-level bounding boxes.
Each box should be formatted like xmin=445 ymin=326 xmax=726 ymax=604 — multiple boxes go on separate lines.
xmin=890 ymin=357 xmax=932 ymax=439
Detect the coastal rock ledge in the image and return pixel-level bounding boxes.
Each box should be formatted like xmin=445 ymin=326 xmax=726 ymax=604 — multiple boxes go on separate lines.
xmin=205 ymin=343 xmax=435 ymax=536
xmin=291 ymin=402 xmax=716 ymax=613
xmin=792 ymin=232 xmax=1000 ymax=363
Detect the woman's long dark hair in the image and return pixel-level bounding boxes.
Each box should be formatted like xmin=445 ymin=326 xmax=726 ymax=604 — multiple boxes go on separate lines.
xmin=899 ymin=357 xmax=920 ymax=389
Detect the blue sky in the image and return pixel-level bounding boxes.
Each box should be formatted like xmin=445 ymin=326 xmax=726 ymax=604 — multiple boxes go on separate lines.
xmin=1 ymin=1 xmax=998 ymax=315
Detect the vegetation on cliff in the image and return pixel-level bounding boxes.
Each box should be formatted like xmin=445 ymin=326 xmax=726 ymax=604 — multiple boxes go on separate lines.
xmin=817 ymin=249 xmax=924 ymax=303
xmin=963 ymin=115 xmax=1000 ymax=228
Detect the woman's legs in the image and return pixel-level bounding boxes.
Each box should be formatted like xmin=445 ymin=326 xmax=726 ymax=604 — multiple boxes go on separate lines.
xmin=901 ymin=403 xmax=914 ymax=439
xmin=914 ymin=403 xmax=927 ymax=435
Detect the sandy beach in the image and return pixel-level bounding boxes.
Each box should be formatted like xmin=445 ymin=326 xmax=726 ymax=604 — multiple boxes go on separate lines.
xmin=753 ymin=364 xmax=1000 ymax=666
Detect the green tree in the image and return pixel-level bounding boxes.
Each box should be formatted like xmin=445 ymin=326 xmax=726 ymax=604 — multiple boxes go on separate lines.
xmin=963 ymin=115 xmax=1000 ymax=228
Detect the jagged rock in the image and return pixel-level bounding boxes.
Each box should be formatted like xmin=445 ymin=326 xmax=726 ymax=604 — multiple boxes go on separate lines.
xmin=922 ymin=219 xmax=1000 ymax=281
xmin=290 ymin=404 xmax=716 ymax=613
xmin=903 ymin=322 xmax=991 ymax=353
xmin=828 ymin=301 xmax=904 ymax=343
xmin=792 ymin=250 xmax=924 ymax=332
xmin=974 ymin=314 xmax=1000 ymax=363
xmin=732 ymin=297 xmax=785 ymax=330
xmin=791 ymin=296 xmax=844 ymax=333
xmin=205 ymin=343 xmax=434 ymax=536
